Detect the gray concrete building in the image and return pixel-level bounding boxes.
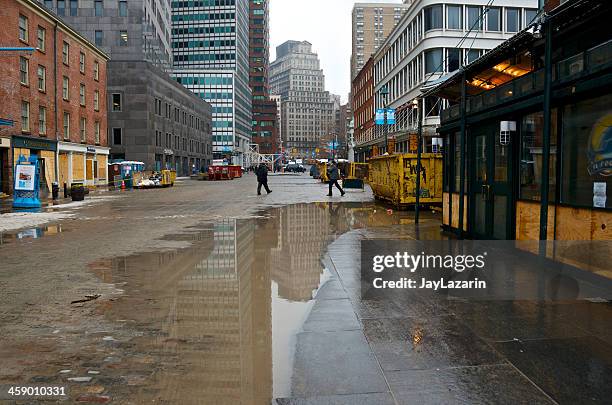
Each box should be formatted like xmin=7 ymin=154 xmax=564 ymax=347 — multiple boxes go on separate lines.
xmin=39 ymin=0 xmax=213 ymax=174
xmin=171 ymin=0 xmax=252 ymax=165
xmin=270 ymin=41 xmax=334 ymax=159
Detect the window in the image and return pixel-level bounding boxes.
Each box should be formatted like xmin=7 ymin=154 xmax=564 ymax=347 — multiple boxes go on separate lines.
xmin=446 ymin=5 xmax=462 ymax=30
xmin=425 ymin=48 xmax=443 ymax=73
xmin=111 ymin=93 xmax=121 ymax=111
xmin=119 ymin=0 xmax=127 ymax=16
xmin=62 ymin=41 xmax=69 ymax=64
xmin=424 ymin=5 xmax=442 ymax=31
xmin=69 ymin=0 xmax=78 ymax=16
xmin=62 ymin=76 xmax=69 ymax=100
xmin=95 ymin=30 xmax=103 ymax=46
xmin=94 ymin=121 xmax=100 ymax=144
xmin=37 ymin=26 xmax=46 ymax=52
xmin=21 ymin=101 xmax=30 ymax=132
xmin=18 ymin=15 xmax=28 ymax=42
xmin=19 ymin=57 xmax=29 ymax=85
xmin=63 ymin=112 xmax=70 ymax=139
xmin=561 ymin=94 xmax=612 ymax=208
xmin=487 ymin=7 xmax=501 ymax=31
xmin=112 ymin=128 xmax=122 ymax=145
xmin=466 ymin=49 xmax=481 ymax=64
xmin=79 ymin=52 xmax=85 ymax=73
xmin=80 ymin=117 xmax=86 ymax=142
xmin=447 ymin=48 xmax=461 ymax=72
xmin=119 ymin=30 xmax=128 ymax=46
xmin=39 ymin=106 xmax=46 ymax=135
xmin=94 ymin=0 xmax=103 ymax=16
xmin=467 ymin=6 xmax=482 ymax=30
xmin=37 ymin=65 xmax=46 ymax=91
xmin=44 ymin=0 xmax=52 ymax=8
xmin=57 ymin=0 xmax=65 ymax=15
xmin=525 ymin=9 xmax=538 ymax=25
xmin=80 ymin=84 xmax=86 ymax=105
xmin=94 ymin=61 xmax=99 ymax=81
xmin=520 ymin=111 xmax=558 ymax=202
xmin=94 ymin=90 xmax=99 ymax=111
xmin=506 ymin=8 xmax=520 ymax=33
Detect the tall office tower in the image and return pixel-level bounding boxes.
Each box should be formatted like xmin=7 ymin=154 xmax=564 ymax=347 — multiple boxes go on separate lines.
xmin=172 ymin=0 xmax=253 ymax=165
xmin=249 ymin=0 xmax=279 ymax=155
xmin=351 ymin=2 xmax=410 ymax=81
xmin=270 ymin=41 xmax=334 ymax=159
xmin=39 ymin=0 xmax=213 ymax=174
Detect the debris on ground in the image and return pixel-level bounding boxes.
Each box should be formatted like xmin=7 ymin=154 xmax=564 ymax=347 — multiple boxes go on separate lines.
xmin=70 ymin=294 xmax=101 ymax=304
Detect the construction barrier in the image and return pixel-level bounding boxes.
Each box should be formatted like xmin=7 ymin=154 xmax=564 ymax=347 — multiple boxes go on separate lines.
xmin=342 ymin=162 xmax=369 ymax=189
xmin=228 ymin=165 xmax=243 ymax=179
xmin=368 ymin=153 xmax=443 ymax=207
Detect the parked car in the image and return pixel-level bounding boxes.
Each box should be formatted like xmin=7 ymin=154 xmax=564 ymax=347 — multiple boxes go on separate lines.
xmin=285 ymin=163 xmax=306 ymax=173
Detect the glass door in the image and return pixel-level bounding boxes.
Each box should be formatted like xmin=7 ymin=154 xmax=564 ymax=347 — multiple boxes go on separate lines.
xmin=470 ymin=126 xmax=512 ymax=239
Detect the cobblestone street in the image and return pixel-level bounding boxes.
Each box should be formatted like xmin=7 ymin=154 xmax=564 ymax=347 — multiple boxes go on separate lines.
xmin=0 ymin=174 xmax=610 ymax=404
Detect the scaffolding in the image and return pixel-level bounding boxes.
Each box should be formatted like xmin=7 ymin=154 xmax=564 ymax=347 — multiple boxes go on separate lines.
xmin=243 ymin=144 xmax=284 ymax=169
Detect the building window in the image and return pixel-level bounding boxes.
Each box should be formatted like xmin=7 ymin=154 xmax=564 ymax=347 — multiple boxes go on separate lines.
xmin=561 ymin=94 xmax=612 ymax=208
xmin=94 ymin=90 xmax=99 ymax=111
xmin=119 ymin=30 xmax=128 ymax=46
xmin=62 ymin=76 xmax=69 ymax=100
xmin=94 ymin=121 xmax=100 ymax=144
xmin=506 ymin=8 xmax=520 ymax=33
xmin=18 ymin=15 xmax=28 ymax=42
xmin=79 ymin=52 xmax=85 ymax=73
xmin=69 ymin=0 xmax=78 ymax=16
xmin=19 ymin=57 xmax=29 ymax=85
xmin=487 ymin=7 xmax=501 ymax=31
xmin=424 ymin=5 xmax=442 ymax=31
xmin=119 ymin=0 xmax=127 ymax=17
xmin=62 ymin=41 xmax=69 ymax=64
xmin=111 ymin=93 xmax=122 ymax=111
xmin=37 ymin=65 xmax=46 ymax=91
xmin=80 ymin=84 xmax=86 ymax=106
xmin=39 ymin=106 xmax=46 ymax=135
xmin=425 ymin=48 xmax=443 ymax=73
xmin=57 ymin=0 xmax=65 ymax=15
xmin=467 ymin=6 xmax=482 ymax=30
xmin=112 ymin=128 xmax=122 ymax=145
xmin=446 ymin=5 xmax=462 ymax=30
xmin=94 ymin=0 xmax=103 ymax=16
xmin=447 ymin=48 xmax=461 ymax=72
xmin=94 ymin=61 xmax=99 ymax=81
xmin=21 ymin=101 xmax=30 ymax=132
xmin=63 ymin=112 xmax=70 ymax=139
xmin=37 ymin=26 xmax=46 ymax=52
xmin=95 ymin=30 xmax=103 ymax=46
xmin=44 ymin=0 xmax=52 ymax=9
xmin=466 ymin=49 xmax=481 ymax=64
xmin=80 ymin=117 xmax=86 ymax=142
xmin=525 ymin=9 xmax=538 ymax=25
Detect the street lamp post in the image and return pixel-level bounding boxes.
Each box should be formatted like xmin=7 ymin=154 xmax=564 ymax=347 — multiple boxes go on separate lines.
xmin=380 ymin=85 xmax=389 ymax=153
xmin=414 ymin=98 xmax=423 ymax=224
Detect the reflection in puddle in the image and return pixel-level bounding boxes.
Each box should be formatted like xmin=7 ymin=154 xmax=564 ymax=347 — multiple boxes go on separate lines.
xmin=88 ymin=202 xmax=425 ymax=404
xmin=0 ymin=224 xmax=64 ymax=245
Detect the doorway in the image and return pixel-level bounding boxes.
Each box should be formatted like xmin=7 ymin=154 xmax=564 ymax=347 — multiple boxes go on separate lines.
xmin=469 ymin=124 xmax=513 ymax=239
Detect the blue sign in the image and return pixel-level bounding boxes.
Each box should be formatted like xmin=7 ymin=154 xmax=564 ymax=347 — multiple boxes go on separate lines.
xmin=375 ymin=109 xmax=385 ymax=125
xmin=328 ymin=141 xmax=339 ymax=150
xmin=13 ymin=155 xmax=41 ymax=209
xmin=386 ymin=108 xmax=396 ymax=125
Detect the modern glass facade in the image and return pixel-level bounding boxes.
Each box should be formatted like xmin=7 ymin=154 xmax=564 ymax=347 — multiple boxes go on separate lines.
xmin=172 ymin=0 xmax=252 ymax=162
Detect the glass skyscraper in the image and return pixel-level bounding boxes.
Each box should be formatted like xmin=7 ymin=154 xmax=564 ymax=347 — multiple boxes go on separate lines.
xmin=172 ymin=0 xmax=252 ymax=163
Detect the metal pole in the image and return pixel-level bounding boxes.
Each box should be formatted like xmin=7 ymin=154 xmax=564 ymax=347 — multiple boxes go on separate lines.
xmin=415 ymin=99 xmax=423 ymax=224
xmin=384 ymin=96 xmax=388 ymax=153
xmin=539 ymin=18 xmax=553 ymax=243
xmin=458 ymin=72 xmax=467 ymax=238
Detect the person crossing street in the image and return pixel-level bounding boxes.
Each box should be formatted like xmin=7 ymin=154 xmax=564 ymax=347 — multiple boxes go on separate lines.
xmin=327 ymin=160 xmax=345 ymax=197
xmin=256 ymin=163 xmax=272 ymax=195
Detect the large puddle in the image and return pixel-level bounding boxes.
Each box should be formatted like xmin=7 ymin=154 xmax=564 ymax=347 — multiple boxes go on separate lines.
xmin=85 ymin=202 xmax=426 ymax=404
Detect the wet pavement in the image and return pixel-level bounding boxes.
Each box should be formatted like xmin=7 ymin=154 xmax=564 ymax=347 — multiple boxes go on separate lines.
xmin=0 ymin=174 xmax=610 ymax=404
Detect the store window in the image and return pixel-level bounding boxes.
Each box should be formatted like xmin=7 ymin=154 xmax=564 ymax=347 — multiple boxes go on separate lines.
xmin=520 ymin=111 xmax=557 ymax=201
xmin=561 ymin=94 xmax=612 ymax=208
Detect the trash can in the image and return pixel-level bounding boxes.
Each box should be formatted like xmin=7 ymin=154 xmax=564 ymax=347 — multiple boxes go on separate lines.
xmin=52 ymin=182 xmax=59 ymax=200
xmin=71 ymin=184 xmax=85 ymax=201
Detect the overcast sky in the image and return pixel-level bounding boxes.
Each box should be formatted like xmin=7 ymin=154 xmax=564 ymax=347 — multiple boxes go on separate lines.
xmin=269 ymin=0 xmax=403 ymax=104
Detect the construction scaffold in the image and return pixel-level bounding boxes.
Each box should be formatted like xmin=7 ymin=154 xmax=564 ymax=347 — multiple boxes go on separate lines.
xmin=243 ymin=144 xmax=284 ymax=169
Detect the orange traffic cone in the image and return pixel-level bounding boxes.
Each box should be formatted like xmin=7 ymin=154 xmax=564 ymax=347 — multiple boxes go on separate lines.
xmin=121 ymin=180 xmax=126 ymax=190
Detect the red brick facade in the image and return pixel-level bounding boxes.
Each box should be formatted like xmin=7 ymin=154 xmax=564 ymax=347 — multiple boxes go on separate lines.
xmin=0 ymin=0 xmax=108 ymax=194
xmin=351 ymin=56 xmax=374 ymax=147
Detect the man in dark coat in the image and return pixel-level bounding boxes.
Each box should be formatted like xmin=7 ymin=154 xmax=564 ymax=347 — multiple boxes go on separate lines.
xmin=256 ymin=163 xmax=272 ymax=195
xmin=327 ymin=160 xmax=345 ymax=197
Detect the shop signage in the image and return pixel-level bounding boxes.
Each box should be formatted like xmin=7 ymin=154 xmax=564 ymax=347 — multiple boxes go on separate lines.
xmin=14 ymin=164 xmax=36 ymax=191
xmin=12 ymin=135 xmax=57 ymax=152
xmin=164 ymin=149 xmax=174 ymax=155
xmin=409 ymin=134 xmax=418 ymax=152
xmin=0 ymin=137 xmax=10 ymax=148
xmin=86 ymin=146 xmax=96 ymax=153
xmin=375 ymin=109 xmax=385 ymax=125
xmin=386 ymin=109 xmax=396 ymax=125
xmin=587 ymin=114 xmax=612 ymax=177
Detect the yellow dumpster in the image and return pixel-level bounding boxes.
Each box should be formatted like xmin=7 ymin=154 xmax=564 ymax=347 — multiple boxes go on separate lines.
xmin=343 ymin=162 xmax=369 ymax=189
xmin=368 ymin=153 xmax=443 ymax=207
xmin=161 ymin=170 xmax=176 ymax=187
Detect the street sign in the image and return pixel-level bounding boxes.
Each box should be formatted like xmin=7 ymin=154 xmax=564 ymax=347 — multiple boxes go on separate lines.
xmin=328 ymin=141 xmax=338 ymax=150
xmin=386 ymin=108 xmax=396 ymax=125
xmin=375 ymin=109 xmax=385 ymax=125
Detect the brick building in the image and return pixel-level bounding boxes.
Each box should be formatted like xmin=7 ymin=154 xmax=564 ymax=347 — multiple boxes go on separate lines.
xmin=0 ymin=0 xmax=108 ymax=196
xmin=351 ymin=56 xmax=374 ymax=162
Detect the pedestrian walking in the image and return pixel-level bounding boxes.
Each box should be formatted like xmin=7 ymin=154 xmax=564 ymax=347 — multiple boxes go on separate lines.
xmin=256 ymin=163 xmax=272 ymax=195
xmin=327 ymin=160 xmax=345 ymax=197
